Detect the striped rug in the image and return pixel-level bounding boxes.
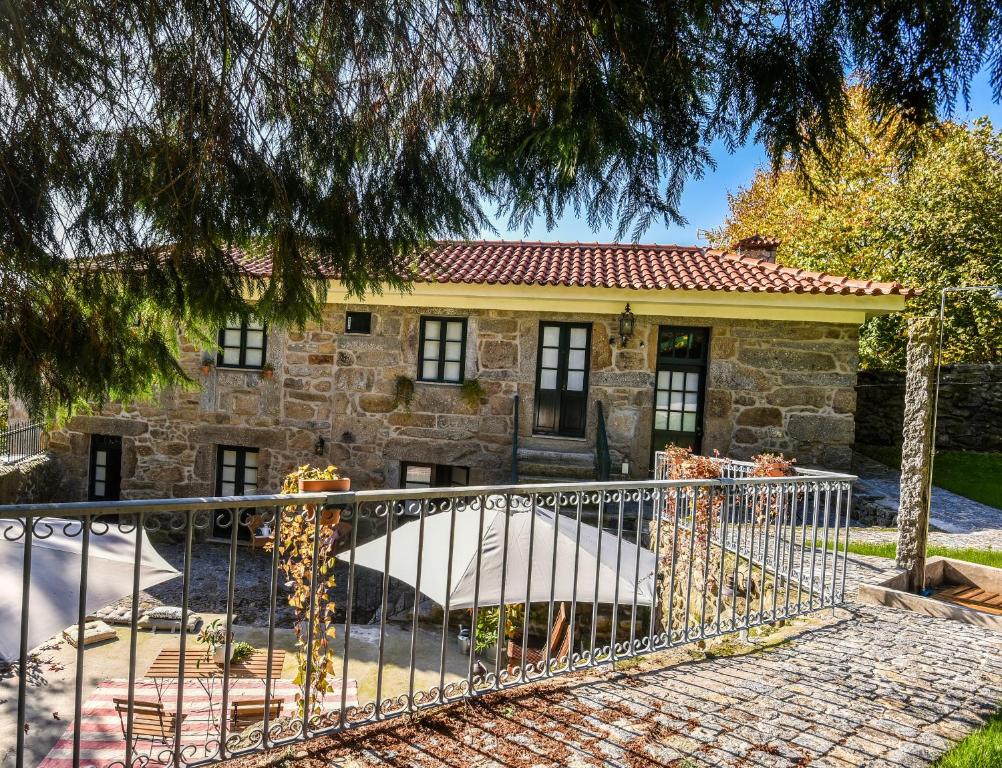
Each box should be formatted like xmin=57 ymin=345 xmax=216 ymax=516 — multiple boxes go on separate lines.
xmin=39 ymin=678 xmax=359 ymax=768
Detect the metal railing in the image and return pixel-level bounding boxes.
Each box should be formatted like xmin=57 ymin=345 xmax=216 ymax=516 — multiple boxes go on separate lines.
xmin=510 ymin=394 xmax=520 ymax=483
xmin=653 ymin=450 xmax=839 ymax=481
xmin=595 ymin=400 xmax=611 ymax=481
xmin=2 ymin=465 xmax=854 ymax=768
xmin=1 ymin=421 xmax=43 ymax=464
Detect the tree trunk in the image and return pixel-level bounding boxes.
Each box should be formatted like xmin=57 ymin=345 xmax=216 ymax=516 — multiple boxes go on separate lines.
xmin=896 ymin=316 xmax=937 ymax=592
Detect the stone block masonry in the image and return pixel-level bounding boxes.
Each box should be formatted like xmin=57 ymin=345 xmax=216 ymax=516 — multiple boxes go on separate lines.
xmin=856 ymin=364 xmax=1002 ymax=452
xmin=46 ymin=305 xmax=860 ymax=501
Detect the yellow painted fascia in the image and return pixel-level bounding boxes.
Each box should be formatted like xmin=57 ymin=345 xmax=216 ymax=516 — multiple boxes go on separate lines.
xmin=319 ymin=281 xmax=906 ymax=325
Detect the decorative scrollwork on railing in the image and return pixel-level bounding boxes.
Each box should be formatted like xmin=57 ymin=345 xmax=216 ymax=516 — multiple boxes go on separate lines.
xmin=0 ymin=518 xmax=25 ymax=541
xmin=472 ymin=672 xmax=495 ymax=692
xmin=413 ymin=688 xmax=439 ymax=707
xmin=483 ymin=494 xmax=509 ymax=513
xmin=442 ymin=679 xmax=470 ymax=699
xmin=152 ymin=741 xmax=203 ymax=767
xmin=213 ymin=508 xmax=236 ymax=533
xmin=345 ymin=701 xmax=376 ymax=724
xmin=102 ymin=756 xmax=153 ymax=768
xmin=29 ymin=517 xmax=61 ymax=539
xmin=378 ymin=692 xmax=411 ymax=718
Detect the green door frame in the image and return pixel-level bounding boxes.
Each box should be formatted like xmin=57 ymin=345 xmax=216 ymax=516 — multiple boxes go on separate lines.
xmin=533 ymin=321 xmax=592 ymax=437
xmin=650 ymin=326 xmax=710 ymax=467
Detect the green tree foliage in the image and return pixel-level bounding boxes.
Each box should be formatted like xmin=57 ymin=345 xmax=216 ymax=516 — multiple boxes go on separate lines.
xmin=4 ymin=3 xmax=1002 ymax=412
xmin=711 ymin=89 xmax=1002 ymax=369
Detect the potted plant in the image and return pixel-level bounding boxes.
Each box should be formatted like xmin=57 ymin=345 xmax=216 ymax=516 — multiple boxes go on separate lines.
xmin=229 ymin=640 xmax=256 ymax=663
xmin=196 ymin=618 xmax=230 ymax=664
xmin=290 ymin=464 xmax=350 ymax=493
xmin=200 ymin=354 xmax=215 ymax=375
xmin=260 ymin=361 xmax=275 ymax=380
xmin=474 ymin=604 xmax=524 ymax=664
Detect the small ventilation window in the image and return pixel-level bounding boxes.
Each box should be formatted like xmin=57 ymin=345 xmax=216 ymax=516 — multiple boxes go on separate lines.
xmin=346 ymin=311 xmax=372 ymax=334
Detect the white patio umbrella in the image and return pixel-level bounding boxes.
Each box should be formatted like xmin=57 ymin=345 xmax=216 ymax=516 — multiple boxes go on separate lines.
xmin=346 ymin=496 xmax=657 ymax=609
xmin=0 ymin=518 xmax=180 ymax=660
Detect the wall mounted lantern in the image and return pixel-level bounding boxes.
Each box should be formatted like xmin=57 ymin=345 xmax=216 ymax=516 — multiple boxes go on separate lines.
xmin=314 ymin=435 xmax=326 ymax=456
xmin=617 ymin=303 xmax=636 ymax=345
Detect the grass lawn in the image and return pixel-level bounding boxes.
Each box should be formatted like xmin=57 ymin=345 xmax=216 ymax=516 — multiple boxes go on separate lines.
xmin=934 ymin=706 xmax=1002 ymax=767
xmin=857 ymin=445 xmax=1002 ymax=510
xmin=824 ymin=539 xmax=1002 ymax=568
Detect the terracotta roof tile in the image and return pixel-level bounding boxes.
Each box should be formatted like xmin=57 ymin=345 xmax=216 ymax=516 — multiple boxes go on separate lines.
xmin=234 ymin=240 xmax=915 ymax=297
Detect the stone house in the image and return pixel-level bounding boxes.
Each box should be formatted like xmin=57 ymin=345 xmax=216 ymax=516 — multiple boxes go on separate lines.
xmin=43 ymin=239 xmax=911 ymax=514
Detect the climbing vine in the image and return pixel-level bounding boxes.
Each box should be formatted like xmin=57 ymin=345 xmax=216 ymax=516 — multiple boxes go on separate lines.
xmin=650 ymin=445 xmax=725 ymax=634
xmin=269 ymin=465 xmax=342 ymax=720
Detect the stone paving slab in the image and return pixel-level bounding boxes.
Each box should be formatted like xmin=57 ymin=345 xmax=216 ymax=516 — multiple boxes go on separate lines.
xmin=228 ymin=554 xmax=1002 ymax=768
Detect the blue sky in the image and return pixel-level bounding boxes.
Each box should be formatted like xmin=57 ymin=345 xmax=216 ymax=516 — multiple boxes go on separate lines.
xmin=483 ymin=71 xmax=1002 ymax=247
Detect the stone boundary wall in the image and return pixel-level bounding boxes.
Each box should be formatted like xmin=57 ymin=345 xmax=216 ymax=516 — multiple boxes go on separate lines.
xmin=44 ymin=307 xmax=860 ymax=501
xmin=0 ymin=453 xmax=66 ymax=505
xmin=855 ymin=364 xmax=1002 ymax=451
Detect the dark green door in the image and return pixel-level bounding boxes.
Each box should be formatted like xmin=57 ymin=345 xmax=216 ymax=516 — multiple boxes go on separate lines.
xmin=534 ymin=322 xmax=592 ymax=437
xmin=651 ymin=327 xmax=709 ymax=460
xmin=88 ymin=435 xmax=122 ymax=501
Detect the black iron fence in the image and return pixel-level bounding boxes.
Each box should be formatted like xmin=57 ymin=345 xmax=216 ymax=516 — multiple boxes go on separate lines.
xmin=0 ymin=421 xmax=43 ymax=464
xmin=1 ymin=463 xmax=854 ymax=767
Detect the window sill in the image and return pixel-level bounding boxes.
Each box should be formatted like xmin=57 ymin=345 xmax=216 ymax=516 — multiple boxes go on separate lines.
xmin=415 ymin=380 xmax=464 ymax=387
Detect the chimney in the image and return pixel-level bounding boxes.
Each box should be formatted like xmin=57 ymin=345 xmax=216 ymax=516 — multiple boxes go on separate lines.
xmin=733 ymin=235 xmax=780 ymax=263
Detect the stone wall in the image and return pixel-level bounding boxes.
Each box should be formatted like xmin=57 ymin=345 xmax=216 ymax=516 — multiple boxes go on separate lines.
xmin=45 ymin=305 xmax=860 ymax=501
xmin=703 ymin=322 xmax=858 ymax=468
xmin=0 ymin=453 xmax=67 ymax=505
xmin=856 ymin=364 xmax=1002 ymax=451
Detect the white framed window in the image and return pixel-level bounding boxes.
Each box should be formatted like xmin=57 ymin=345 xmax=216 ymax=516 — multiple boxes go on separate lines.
xmin=217 ymin=318 xmax=267 ymax=369
xmin=215 ymin=446 xmax=259 ymax=495
xmin=418 ymin=317 xmax=467 ymax=383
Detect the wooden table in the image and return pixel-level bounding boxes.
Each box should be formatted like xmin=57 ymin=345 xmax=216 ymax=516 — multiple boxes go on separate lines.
xmin=144 ymin=648 xmax=287 ymax=727
xmin=145 ymin=648 xmax=286 ymax=680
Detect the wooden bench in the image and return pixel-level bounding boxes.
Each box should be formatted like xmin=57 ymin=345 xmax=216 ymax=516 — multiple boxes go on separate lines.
xmin=113 ymin=698 xmax=185 ymax=752
xmin=935 ymin=584 xmax=1002 ymax=615
xmin=230 ymin=697 xmax=284 ymax=732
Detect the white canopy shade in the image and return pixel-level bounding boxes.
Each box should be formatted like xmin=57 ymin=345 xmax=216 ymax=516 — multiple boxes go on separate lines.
xmin=0 ymin=518 xmax=179 ymax=660
xmin=346 ymin=496 xmax=656 ymax=610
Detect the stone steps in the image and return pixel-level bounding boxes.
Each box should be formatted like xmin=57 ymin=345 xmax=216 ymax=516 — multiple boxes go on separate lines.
xmin=516 ymin=446 xmax=595 ymax=482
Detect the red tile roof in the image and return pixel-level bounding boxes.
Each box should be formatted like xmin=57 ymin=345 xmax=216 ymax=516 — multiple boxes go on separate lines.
xmin=235 ymin=240 xmax=915 ymax=297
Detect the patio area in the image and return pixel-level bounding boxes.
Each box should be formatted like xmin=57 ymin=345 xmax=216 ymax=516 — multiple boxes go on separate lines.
xmin=0 ymin=616 xmax=472 ymax=767
xmin=4 ymin=468 xmax=993 ymax=768
xmin=219 ymin=554 xmax=1002 ymax=768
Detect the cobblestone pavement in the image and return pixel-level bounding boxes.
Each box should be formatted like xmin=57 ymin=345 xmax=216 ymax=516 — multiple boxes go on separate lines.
xmin=229 ymin=554 xmax=1002 ymax=768
xmin=853 ymin=453 xmax=1002 ymax=535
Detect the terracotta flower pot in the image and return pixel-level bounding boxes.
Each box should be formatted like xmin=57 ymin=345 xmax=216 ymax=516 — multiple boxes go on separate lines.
xmin=319 ymin=508 xmax=342 ymax=527
xmin=298 ymin=477 xmax=350 ymax=493
xmin=261 ymin=369 xmax=274 ymax=379
xmin=200 ymin=364 xmax=212 ymax=375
